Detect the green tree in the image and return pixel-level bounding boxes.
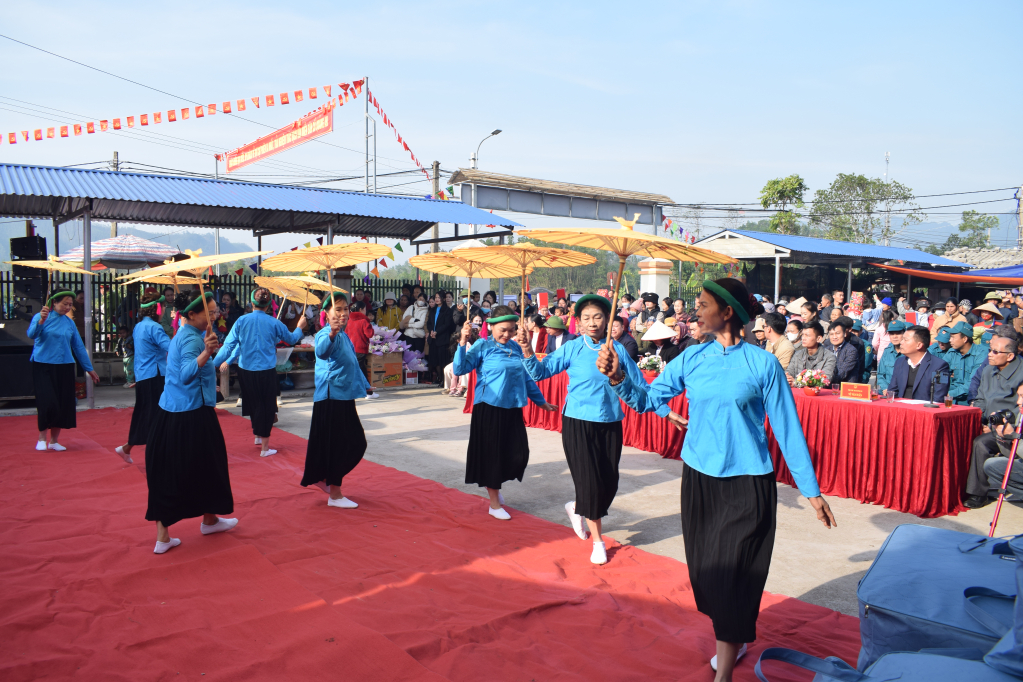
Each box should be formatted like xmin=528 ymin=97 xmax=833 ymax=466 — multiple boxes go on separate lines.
xmin=759 ymin=174 xmax=808 ymax=235
xmin=809 ymin=174 xmax=923 ymax=244
xmin=917 ymin=210 xmax=999 ymax=255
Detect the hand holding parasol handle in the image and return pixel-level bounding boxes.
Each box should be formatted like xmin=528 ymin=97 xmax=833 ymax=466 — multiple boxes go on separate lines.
xmin=604 ymin=254 xmax=627 ymax=348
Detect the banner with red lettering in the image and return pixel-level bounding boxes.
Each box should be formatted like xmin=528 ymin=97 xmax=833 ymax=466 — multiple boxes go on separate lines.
xmin=225 ymin=103 xmax=334 ymax=173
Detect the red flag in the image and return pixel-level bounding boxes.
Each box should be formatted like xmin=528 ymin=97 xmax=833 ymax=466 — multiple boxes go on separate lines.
xmin=113 ymin=118 xmax=122 ymax=130
xmin=153 ymin=112 xmax=162 ymax=124
xmin=238 ymin=99 xmax=247 ymax=111
xmin=87 ymin=122 xmax=96 ymax=134
xmin=235 ymin=268 xmax=243 ymax=276
xmin=251 ymin=97 xmax=260 ymax=108
xmin=72 ymin=125 xmax=81 ymax=136
xmin=290 ymin=246 xmax=298 ymax=251
xmin=379 ymin=258 xmax=387 ymax=268
xmin=207 ymin=266 xmax=213 ymax=277
xmin=266 ymin=94 xmax=275 ymax=106
xmin=168 ymin=110 xmax=177 ymax=122
xmin=280 ymin=92 xmax=289 ymax=105
xmin=323 ymin=85 xmax=331 ymax=97
xmin=223 ymin=101 xmax=232 ymax=113
xmin=46 ymin=127 xmax=55 ymax=139
xmin=294 ymin=90 xmax=303 ymax=102
xmin=181 ymin=108 xmax=190 ymax=120
xmin=557 ymin=288 xmax=566 ymax=300
xmin=403 ymin=141 xmax=409 ymax=151
xmin=195 ymin=106 xmax=204 ymax=118
xmin=353 ymin=79 xmax=364 ymax=94
xmin=126 ymin=116 xmax=134 ymax=128
xmin=8 ymin=133 xmax=16 ymax=144
xmin=33 ymin=129 xmax=42 ymax=141
xmin=308 ymin=88 xmax=317 ymax=100
xmin=339 ymin=82 xmax=349 ymax=92
xmin=208 ymin=104 xmax=216 ymax=116
xmin=140 ymin=114 xmax=148 ymax=126
xmin=60 ymin=125 xmax=68 ymax=138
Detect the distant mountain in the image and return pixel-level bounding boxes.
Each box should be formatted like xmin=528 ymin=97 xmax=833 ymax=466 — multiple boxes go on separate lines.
xmin=0 ymin=220 xmax=256 ymax=269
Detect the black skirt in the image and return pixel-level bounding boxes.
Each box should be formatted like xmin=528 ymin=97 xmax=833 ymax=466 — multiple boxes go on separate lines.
xmin=32 ymin=361 xmax=77 ymax=432
xmin=465 ymin=402 xmax=529 ymax=490
xmin=427 ymin=335 xmax=450 ymax=372
xmin=680 ymin=463 xmax=777 ymax=644
xmin=145 ymin=405 xmax=233 ymax=527
xmin=301 ymin=399 xmax=367 ymax=488
xmin=127 ymin=375 xmax=165 ymax=446
xmin=561 ymin=415 xmax=623 ymax=520
xmin=237 ymin=367 xmax=278 ymax=437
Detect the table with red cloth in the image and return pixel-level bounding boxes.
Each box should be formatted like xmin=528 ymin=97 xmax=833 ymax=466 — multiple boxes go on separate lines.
xmin=463 ymin=374 xmax=980 ymax=518
xmin=462 ymin=372 xmax=688 ymax=459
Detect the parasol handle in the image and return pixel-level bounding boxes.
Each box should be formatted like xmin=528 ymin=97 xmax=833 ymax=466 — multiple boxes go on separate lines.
xmin=300 ymin=289 xmax=309 ymax=319
xmin=197 ymin=279 xmax=215 ymax=335
xmin=277 ymin=296 xmax=287 ymax=320
xmin=520 ymin=267 xmax=526 ymax=324
xmin=605 ymin=255 xmax=627 ymax=349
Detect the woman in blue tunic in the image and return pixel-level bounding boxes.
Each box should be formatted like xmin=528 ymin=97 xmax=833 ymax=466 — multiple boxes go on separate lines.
xmin=145 ymin=291 xmax=236 ymax=555
xmin=300 ymin=293 xmax=369 ymax=509
xmin=516 ymin=294 xmax=646 ymax=566
xmin=27 ymin=291 xmax=100 ymax=451
xmin=454 ymin=305 xmax=556 ymax=520
xmin=597 ymin=278 xmax=836 ymax=681
xmin=115 ymin=290 xmax=171 ymax=464
xmin=214 ymin=287 xmax=306 ymax=457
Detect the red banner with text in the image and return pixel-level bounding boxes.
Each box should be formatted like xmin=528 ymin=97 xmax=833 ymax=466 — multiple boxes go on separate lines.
xmin=225 ymin=103 xmax=334 ymax=172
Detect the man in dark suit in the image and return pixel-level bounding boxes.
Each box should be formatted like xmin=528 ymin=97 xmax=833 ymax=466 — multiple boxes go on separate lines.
xmin=891 ymin=325 xmax=950 ymax=402
xmin=611 ymin=316 xmax=639 ymax=362
xmin=544 ymin=315 xmax=577 ymax=353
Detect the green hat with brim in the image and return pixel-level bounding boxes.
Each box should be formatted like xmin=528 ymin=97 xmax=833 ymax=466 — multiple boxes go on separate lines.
xmin=572 ymin=294 xmax=611 ymax=318
xmin=936 ymin=328 xmax=952 ymax=343
xmin=46 ymin=290 xmax=75 ymax=307
xmin=949 ymin=321 xmax=973 ymax=337
xmin=543 ymin=315 xmax=567 ymax=330
xmin=887 ymin=320 xmax=908 ymax=333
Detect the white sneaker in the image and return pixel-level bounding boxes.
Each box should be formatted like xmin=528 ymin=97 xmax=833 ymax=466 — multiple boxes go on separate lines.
xmin=123 ymin=382 xmax=133 ymax=389
xmin=115 ymin=446 xmax=133 ymax=464
xmin=259 ymin=449 xmax=277 ymax=457
xmin=48 ymin=443 xmax=67 ymax=452
xmin=365 ymin=393 xmax=380 ymax=400
xmin=710 ymin=643 xmax=748 ymax=672
xmin=154 ymin=538 xmax=181 ymax=554
xmin=590 ymin=541 xmax=607 ymax=565
xmin=254 ymin=436 xmax=262 ymax=445
xmin=488 ymin=506 xmax=511 ymax=520
xmin=565 ymin=501 xmax=589 ymax=540
xmin=235 ymin=398 xmax=242 ymax=407
xmin=35 ymin=440 xmax=47 ymax=451
xmin=327 ymin=496 xmax=358 ymax=509
xmin=200 ymin=517 xmax=238 ymax=535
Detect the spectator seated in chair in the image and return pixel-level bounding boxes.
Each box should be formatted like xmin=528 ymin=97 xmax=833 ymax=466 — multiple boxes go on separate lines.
xmin=890 ymin=325 xmax=950 ymax=402
xmin=544 ymin=315 xmax=576 ymax=353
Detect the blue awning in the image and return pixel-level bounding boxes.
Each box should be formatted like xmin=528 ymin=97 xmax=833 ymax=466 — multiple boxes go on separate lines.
xmin=0 ymin=163 xmax=520 ymax=241
xmin=967 ymin=263 xmax=1023 ymax=278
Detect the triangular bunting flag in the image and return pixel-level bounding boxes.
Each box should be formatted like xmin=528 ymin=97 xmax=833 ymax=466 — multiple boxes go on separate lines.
xmin=393 ymin=242 xmax=403 ymax=252
xmin=235 ymin=268 xmax=244 ymax=276
xmin=251 ymin=97 xmax=260 ymax=108
xmin=379 ymin=259 xmax=387 ymax=268
xmin=387 ymin=250 xmax=395 ymax=260
xmin=303 ymin=242 xmax=311 ymax=248
xmin=370 ymin=267 xmax=379 ymax=278
xmin=316 ymin=237 xmax=323 ymax=245
xmin=249 ymin=263 xmax=258 ymax=273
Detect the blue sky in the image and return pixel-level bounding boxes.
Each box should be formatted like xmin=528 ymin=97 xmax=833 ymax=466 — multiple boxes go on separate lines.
xmin=1 ymin=1 xmax=1020 ymax=258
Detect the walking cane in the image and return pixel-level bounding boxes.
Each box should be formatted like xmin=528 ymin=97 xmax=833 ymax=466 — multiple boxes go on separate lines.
xmin=989 ymin=415 xmax=1023 ymax=537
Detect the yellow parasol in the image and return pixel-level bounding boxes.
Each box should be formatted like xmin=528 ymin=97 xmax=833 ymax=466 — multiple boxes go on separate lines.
xmin=518 ymin=215 xmax=736 ymax=345
xmin=450 ymin=243 xmax=596 ymax=321
xmin=259 ymin=243 xmax=391 ymax=287
xmin=4 ymin=255 xmax=97 ymax=304
xmin=119 ymin=273 xmax=208 ymax=288
xmin=253 ymin=276 xmax=326 ymax=319
xmin=408 ymin=252 xmax=527 ymax=307
xmin=121 ymin=249 xmax=272 ymax=331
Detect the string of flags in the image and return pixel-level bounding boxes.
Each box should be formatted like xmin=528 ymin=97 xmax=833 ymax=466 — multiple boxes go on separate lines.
xmin=4 ymin=80 xmax=364 ymax=146
xmin=366 ymin=89 xmax=429 ymax=178
xmin=662 ymin=217 xmax=698 ymax=244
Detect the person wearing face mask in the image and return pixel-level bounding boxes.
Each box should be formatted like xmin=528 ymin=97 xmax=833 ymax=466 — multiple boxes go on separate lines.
xmin=785 ymin=320 xmax=803 ymax=345
xmin=517 ymin=294 xmax=646 ymax=566
xmin=402 ymin=293 xmax=429 ymax=352
xmin=28 ymin=291 xmax=101 ymax=452
xmin=455 ymin=306 xmax=557 ymax=520
xmin=761 ymin=312 xmax=794 ymax=370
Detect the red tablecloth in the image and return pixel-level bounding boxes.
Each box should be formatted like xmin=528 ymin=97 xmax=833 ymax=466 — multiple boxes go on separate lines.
xmin=463 ymin=372 xmax=687 ymax=459
xmin=464 ymin=375 xmax=980 ymax=518
xmin=766 ymin=389 xmax=980 ymax=518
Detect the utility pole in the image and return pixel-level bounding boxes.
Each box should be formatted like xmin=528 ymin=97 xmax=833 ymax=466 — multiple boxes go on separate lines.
xmin=364 ymin=76 xmax=370 ymax=193
xmin=883 ymin=151 xmax=890 ymax=246
xmin=431 ymin=160 xmax=440 ymax=286
xmin=1017 ymin=184 xmax=1022 ymax=251
xmin=214 ymin=156 xmax=220 ymax=275
xmin=110 ymin=151 xmax=119 ymax=237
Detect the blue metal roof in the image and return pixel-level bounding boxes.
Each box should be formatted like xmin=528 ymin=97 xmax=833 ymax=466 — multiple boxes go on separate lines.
xmin=701 ymin=229 xmax=972 ymax=268
xmin=0 ymin=163 xmax=520 ymax=240
xmin=969 ymin=263 xmax=1023 ymax=277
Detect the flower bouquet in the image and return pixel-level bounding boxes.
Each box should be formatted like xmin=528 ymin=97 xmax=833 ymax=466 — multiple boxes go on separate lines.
xmin=369 ymin=326 xmax=410 ymax=356
xmin=637 ymin=354 xmax=665 ymax=383
xmin=793 ymin=369 xmax=830 ymax=396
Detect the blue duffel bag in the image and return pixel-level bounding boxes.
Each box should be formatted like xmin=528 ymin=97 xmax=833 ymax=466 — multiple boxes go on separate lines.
xmin=985 ymin=536 xmax=1023 ymax=678
xmin=856 ymin=524 xmax=1017 ymax=670
xmin=753 ymin=647 xmax=1021 ymax=682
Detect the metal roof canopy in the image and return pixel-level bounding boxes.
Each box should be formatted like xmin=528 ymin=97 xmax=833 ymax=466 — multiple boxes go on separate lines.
xmin=447 ymin=168 xmax=671 ymax=226
xmin=695 ymin=229 xmax=973 ymax=269
xmin=0 ymin=163 xmax=521 ymax=240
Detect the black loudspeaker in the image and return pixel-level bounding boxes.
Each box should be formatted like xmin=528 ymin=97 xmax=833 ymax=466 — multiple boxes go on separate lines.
xmin=13 ymin=275 xmax=45 ymax=300
xmin=10 ymin=235 xmax=47 ymax=279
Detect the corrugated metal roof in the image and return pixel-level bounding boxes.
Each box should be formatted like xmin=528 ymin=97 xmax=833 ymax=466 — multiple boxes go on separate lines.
xmin=447 ymin=168 xmax=673 ymax=204
xmin=698 ymin=229 xmax=972 ymax=268
xmin=0 ymin=163 xmax=520 ymax=240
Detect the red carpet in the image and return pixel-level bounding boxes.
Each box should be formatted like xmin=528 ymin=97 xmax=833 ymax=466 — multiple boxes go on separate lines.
xmin=0 ymin=408 xmax=860 ymax=681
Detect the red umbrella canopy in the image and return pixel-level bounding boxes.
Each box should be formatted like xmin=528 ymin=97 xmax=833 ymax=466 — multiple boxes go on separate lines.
xmin=62 ymin=234 xmax=179 ymax=270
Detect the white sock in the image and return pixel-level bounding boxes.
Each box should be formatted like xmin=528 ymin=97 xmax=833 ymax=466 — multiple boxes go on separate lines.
xmin=200 ymin=517 xmax=238 ymax=535
xmin=154 ymin=538 xmax=181 ymax=554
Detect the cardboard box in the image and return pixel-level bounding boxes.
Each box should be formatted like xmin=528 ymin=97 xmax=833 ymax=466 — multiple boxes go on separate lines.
xmin=369 ymin=352 xmax=403 ymax=388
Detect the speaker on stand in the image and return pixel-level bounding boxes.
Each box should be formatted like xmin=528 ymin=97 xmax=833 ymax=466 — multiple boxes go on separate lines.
xmin=1 ymin=235 xmax=49 ymax=400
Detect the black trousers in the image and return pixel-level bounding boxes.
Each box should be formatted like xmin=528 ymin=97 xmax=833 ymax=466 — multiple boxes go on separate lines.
xmin=967 ymin=432 xmax=1002 ymax=497
xmin=984 ymin=457 xmax=1023 ymax=498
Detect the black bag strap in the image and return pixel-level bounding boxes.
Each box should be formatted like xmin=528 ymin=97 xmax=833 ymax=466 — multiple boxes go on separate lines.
xmin=964 ymin=587 xmax=1015 ymax=636
xmin=754 ymin=648 xmax=871 ymax=682
xmin=958 ymin=535 xmax=1020 ymax=555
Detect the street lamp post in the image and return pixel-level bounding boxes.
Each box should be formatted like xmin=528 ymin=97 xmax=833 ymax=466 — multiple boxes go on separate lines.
xmin=471 ymin=130 xmax=501 ymax=238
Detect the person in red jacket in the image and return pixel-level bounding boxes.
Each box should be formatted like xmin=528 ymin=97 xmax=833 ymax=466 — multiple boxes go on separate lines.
xmin=345 ymin=301 xmax=379 ymax=399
